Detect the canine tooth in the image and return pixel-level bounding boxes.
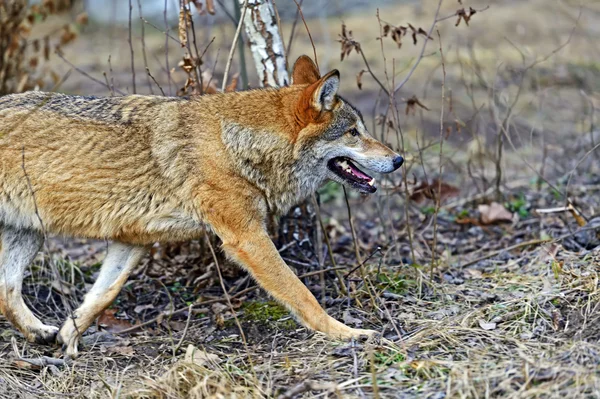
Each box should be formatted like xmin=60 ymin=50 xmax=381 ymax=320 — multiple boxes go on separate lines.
xmin=368 ymin=178 xmax=375 ymax=186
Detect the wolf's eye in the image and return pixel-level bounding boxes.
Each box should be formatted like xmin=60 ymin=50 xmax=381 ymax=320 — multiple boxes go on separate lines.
xmin=348 ymin=127 xmax=359 ymax=137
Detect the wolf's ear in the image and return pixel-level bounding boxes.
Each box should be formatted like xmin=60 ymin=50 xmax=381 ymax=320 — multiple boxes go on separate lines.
xmin=309 ymin=70 xmax=340 ymax=112
xmin=292 ymin=55 xmax=320 ymax=85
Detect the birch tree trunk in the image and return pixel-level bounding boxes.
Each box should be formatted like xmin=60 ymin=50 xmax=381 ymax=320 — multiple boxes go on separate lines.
xmin=238 ymin=0 xmax=318 ymax=264
xmin=238 ymin=0 xmax=289 ymax=87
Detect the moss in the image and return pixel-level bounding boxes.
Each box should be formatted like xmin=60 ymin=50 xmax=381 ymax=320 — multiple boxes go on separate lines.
xmin=242 ymin=301 xmax=296 ymax=330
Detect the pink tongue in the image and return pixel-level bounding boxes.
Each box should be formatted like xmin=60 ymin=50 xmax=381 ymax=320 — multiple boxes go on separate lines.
xmin=348 ymin=161 xmax=372 ymax=180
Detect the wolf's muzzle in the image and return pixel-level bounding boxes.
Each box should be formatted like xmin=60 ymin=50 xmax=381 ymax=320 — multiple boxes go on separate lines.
xmin=392 ymin=155 xmax=404 ymax=171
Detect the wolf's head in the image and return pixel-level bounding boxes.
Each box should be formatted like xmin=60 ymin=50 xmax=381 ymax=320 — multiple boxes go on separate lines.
xmin=291 ymin=56 xmax=403 ymax=194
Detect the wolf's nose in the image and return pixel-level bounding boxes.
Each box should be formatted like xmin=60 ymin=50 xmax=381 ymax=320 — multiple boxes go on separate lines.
xmin=392 ymin=155 xmax=404 ymax=170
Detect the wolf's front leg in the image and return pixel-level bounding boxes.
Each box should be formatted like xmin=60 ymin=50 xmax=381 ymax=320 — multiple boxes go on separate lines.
xmin=213 ymin=218 xmax=376 ymax=339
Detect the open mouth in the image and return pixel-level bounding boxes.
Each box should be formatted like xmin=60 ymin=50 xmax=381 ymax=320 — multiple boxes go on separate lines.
xmin=327 ymin=157 xmax=376 ymax=193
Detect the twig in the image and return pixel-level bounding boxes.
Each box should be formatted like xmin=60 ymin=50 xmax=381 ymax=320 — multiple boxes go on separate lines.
xmin=55 ymin=51 xmax=125 ymax=95
xmin=292 ymin=0 xmax=318 ymax=69
xmin=285 ymin=0 xmax=303 ymax=60
xmin=128 ymin=0 xmax=136 ymax=94
xmin=278 ymin=381 xmax=332 ymax=399
xmin=173 ymin=304 xmax=193 ymax=355
xmin=459 ymin=239 xmax=549 ymax=268
xmin=222 ymin=0 xmax=248 ymax=92
xmin=137 ymin=0 xmax=154 ymax=94
xmin=313 ymin=197 xmax=347 ymax=294
xmin=204 ymin=231 xmax=258 ymax=384
xmin=430 ymin=29 xmax=446 ymax=277
xmin=16 ymin=356 xmax=68 ymax=368
xmin=164 ymin=0 xmax=172 ymax=96
xmin=232 ymin=0 xmax=249 ymax=89
xmin=392 ymin=0 xmax=443 ymax=95
xmin=146 ymin=67 xmax=165 ymax=96
xmin=358 ymin=47 xmax=389 ymax=96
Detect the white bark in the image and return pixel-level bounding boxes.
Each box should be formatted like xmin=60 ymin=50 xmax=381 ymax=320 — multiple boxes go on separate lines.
xmin=239 ymin=0 xmax=288 ymax=87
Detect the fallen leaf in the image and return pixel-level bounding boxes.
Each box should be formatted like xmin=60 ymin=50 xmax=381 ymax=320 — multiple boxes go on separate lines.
xmin=410 ymin=179 xmax=460 ymax=203
xmin=134 ymin=304 xmax=155 ymax=314
xmin=184 ymin=344 xmax=220 ymax=366
xmin=478 ymin=202 xmax=513 ymax=224
xmin=107 ymin=345 xmax=134 ymax=356
xmin=478 ymin=319 xmax=497 ymax=330
xmin=342 ymin=310 xmax=363 ymax=327
xmin=50 ymin=280 xmax=72 ymax=295
xmin=464 ymin=269 xmax=483 ymax=279
xmin=98 ymin=309 xmax=133 ymax=333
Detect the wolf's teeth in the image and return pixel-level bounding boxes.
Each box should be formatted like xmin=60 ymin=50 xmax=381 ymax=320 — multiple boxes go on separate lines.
xmin=368 ymin=178 xmax=375 ymax=186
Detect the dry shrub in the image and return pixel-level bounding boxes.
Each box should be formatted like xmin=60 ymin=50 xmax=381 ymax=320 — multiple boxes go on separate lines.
xmin=126 ymin=361 xmax=263 ymax=399
xmin=0 ymin=0 xmax=82 ymax=95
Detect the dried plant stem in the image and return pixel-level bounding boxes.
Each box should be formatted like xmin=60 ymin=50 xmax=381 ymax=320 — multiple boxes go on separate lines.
xmin=205 ymin=233 xmax=258 ymax=385
xmin=343 ymin=187 xmax=362 ymax=266
xmin=232 ymin=0 xmax=249 ymax=89
xmin=173 ymin=304 xmax=193 ymax=355
xmin=164 ymin=0 xmax=172 ymax=96
xmin=392 ymin=0 xmax=443 ymax=95
xmin=313 ymin=197 xmax=347 ymax=295
xmin=128 ymin=0 xmax=136 ymax=94
xmin=430 ymin=29 xmax=446 ymax=277
xmin=56 ymin=51 xmax=125 ymax=95
xmin=285 ymin=0 xmax=303 ymax=60
xmin=137 ymin=0 xmax=153 ymax=94
xmin=222 ymin=0 xmax=248 ymax=92
xmin=292 ymin=0 xmax=318 ymax=69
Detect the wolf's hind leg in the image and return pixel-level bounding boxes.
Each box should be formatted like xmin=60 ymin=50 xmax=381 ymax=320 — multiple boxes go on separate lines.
xmin=0 ymin=225 xmax=59 ymax=344
xmin=58 ymin=242 xmax=146 ymax=358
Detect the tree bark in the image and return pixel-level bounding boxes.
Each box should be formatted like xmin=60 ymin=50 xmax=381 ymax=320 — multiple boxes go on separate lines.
xmin=238 ymin=0 xmax=289 ymax=88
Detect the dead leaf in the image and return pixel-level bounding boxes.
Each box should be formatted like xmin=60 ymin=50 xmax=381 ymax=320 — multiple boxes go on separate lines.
xmin=405 ymin=95 xmax=429 ymax=115
xmin=464 ymin=269 xmax=483 ymax=279
xmin=356 ymin=69 xmax=365 ymax=90
xmin=13 ymin=360 xmax=36 ymax=370
xmin=338 ymin=23 xmax=361 ymax=61
xmin=184 ymin=344 xmax=220 ymax=366
xmin=410 ymin=179 xmax=460 ymax=203
xmin=75 ymin=12 xmax=88 ymax=26
xmin=107 ymin=345 xmax=134 ymax=356
xmin=478 ymin=202 xmax=513 ymax=225
xmin=456 ymin=7 xmax=477 ymax=27
xmin=225 ymin=73 xmax=239 ymax=92
xmin=134 ymin=304 xmax=155 ymax=314
xmin=205 ymin=0 xmax=215 ymax=15
xmin=50 ymin=279 xmax=72 ymax=295
xmin=478 ymin=320 xmax=496 ymax=330
xmin=98 ymin=309 xmax=133 ymax=333
xmin=342 ymin=310 xmax=363 ymax=327
xmin=178 ymin=6 xmax=191 ymax=48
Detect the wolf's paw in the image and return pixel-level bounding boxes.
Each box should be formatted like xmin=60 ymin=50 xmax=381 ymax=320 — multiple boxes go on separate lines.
xmin=349 ymin=328 xmax=381 ymax=340
xmin=341 ymin=327 xmax=379 ymax=341
xmin=27 ymin=325 xmax=59 ymax=345
xmin=319 ymin=317 xmax=379 ymax=341
xmin=57 ymin=325 xmax=80 ymax=359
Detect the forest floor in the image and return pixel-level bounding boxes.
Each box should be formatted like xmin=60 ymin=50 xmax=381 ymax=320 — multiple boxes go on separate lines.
xmin=1 ymin=177 xmax=599 ymax=398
